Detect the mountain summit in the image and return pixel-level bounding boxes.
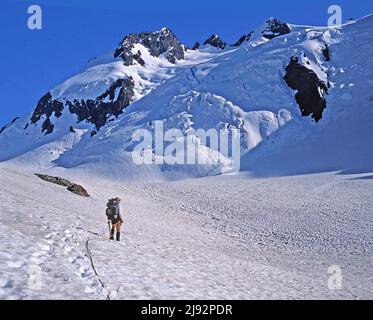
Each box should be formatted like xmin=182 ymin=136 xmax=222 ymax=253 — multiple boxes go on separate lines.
xmin=114 ymin=27 xmax=187 ymax=65
xmin=261 ymin=17 xmax=291 ymax=39
xmin=203 ymin=34 xmax=227 ymax=49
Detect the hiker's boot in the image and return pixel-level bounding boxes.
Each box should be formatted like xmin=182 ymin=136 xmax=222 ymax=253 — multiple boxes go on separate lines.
xmin=110 ymin=228 xmax=115 ymax=241
xmin=116 ymin=232 xmax=121 ymax=242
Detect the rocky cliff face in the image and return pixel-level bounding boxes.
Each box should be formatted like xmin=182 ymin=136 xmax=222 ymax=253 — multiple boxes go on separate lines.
xmin=30 ymin=93 xmax=64 ymax=135
xmin=114 ymin=27 xmax=186 ymax=65
xmin=66 ymin=77 xmax=135 ymax=134
xmin=28 ymin=76 xmax=135 ymax=136
xmin=284 ymin=57 xmax=328 ymax=122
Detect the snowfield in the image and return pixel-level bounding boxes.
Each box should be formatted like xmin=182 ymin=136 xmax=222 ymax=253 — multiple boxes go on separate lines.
xmin=0 ymin=165 xmax=372 ymax=300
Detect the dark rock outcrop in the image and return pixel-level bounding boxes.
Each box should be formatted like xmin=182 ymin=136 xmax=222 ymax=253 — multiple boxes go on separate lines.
xmin=66 ymin=76 xmax=135 ymax=131
xmin=114 ymin=27 xmax=186 ymax=65
xmin=11 ymin=117 xmax=19 ymax=124
xmin=31 ymin=93 xmax=64 ymax=126
xmin=28 ymin=93 xmax=63 ymax=136
xmin=67 ymin=184 xmax=90 ymax=197
xmin=284 ymin=57 xmax=328 ymax=122
xmin=262 ymin=18 xmax=291 ymax=40
xmin=35 ymin=174 xmax=90 ymax=197
xmin=27 ymin=76 xmax=135 ymax=136
xmin=0 ymin=118 xmax=19 ymax=135
xmin=35 ymin=174 xmax=73 ymax=187
xmin=192 ymin=42 xmax=201 ymax=50
xmin=204 ymin=35 xmax=227 ymax=49
xmin=322 ymin=44 xmax=331 ymax=61
xmin=233 ymin=32 xmax=253 ymax=47
xmin=41 ymin=118 xmax=54 ymax=135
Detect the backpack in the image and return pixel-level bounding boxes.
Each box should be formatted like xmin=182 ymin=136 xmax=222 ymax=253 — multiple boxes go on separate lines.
xmin=106 ymin=206 xmax=114 ymax=220
xmin=106 ymin=202 xmax=119 ymax=221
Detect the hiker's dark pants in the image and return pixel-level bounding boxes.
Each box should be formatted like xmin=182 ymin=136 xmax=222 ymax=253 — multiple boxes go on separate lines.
xmin=110 ymin=221 xmax=123 ymax=241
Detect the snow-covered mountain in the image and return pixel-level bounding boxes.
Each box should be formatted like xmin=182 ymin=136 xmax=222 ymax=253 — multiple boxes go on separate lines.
xmin=1 ymin=16 xmax=373 ymax=180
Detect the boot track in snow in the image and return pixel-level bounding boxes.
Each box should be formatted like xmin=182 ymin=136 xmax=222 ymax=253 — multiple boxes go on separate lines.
xmin=85 ymin=239 xmax=111 ymax=300
xmin=79 ymin=227 xmax=112 ymax=300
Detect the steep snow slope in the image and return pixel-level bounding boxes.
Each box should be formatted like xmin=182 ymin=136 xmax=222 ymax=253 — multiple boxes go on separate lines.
xmin=0 ymin=166 xmax=372 ymax=299
xmin=242 ymin=15 xmax=373 ymax=176
xmin=1 ymin=17 xmax=373 ymax=180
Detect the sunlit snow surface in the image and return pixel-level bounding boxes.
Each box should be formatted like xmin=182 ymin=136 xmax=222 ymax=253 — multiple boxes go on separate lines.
xmin=0 ymin=166 xmax=372 ymax=299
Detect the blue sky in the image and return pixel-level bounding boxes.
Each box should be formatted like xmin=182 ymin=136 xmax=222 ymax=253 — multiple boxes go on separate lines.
xmin=1 ymin=0 xmax=372 ymax=127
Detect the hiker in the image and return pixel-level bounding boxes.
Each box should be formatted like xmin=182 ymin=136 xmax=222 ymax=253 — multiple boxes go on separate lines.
xmin=106 ymin=197 xmax=123 ymax=241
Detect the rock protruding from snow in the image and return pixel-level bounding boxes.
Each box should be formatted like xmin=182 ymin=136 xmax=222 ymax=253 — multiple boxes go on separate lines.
xmin=35 ymin=174 xmax=74 ymax=188
xmin=262 ymin=18 xmax=291 ymax=40
xmin=114 ymin=27 xmax=186 ymax=65
xmin=322 ymin=44 xmax=331 ymax=61
xmin=66 ymin=184 xmax=90 ymax=197
xmin=31 ymin=93 xmax=64 ymax=135
xmin=41 ymin=118 xmax=54 ymax=135
xmin=204 ymin=35 xmax=227 ymax=49
xmin=35 ymin=174 xmax=90 ymax=197
xmin=0 ymin=117 xmax=19 ymax=135
xmin=27 ymin=77 xmax=135 ymax=136
xmin=233 ymin=32 xmax=254 ymax=47
xmin=66 ymin=77 xmax=135 ymax=132
xmin=192 ymin=42 xmax=201 ymax=50
xmin=284 ymin=57 xmax=328 ymax=122
xmin=31 ymin=93 xmax=64 ymax=125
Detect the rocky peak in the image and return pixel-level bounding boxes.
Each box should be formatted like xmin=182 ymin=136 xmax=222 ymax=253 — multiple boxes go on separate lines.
xmin=262 ymin=17 xmax=291 ymax=40
xmin=232 ymin=32 xmax=254 ymax=47
xmin=114 ymin=27 xmax=186 ymax=65
xmin=203 ymin=34 xmax=227 ymax=50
